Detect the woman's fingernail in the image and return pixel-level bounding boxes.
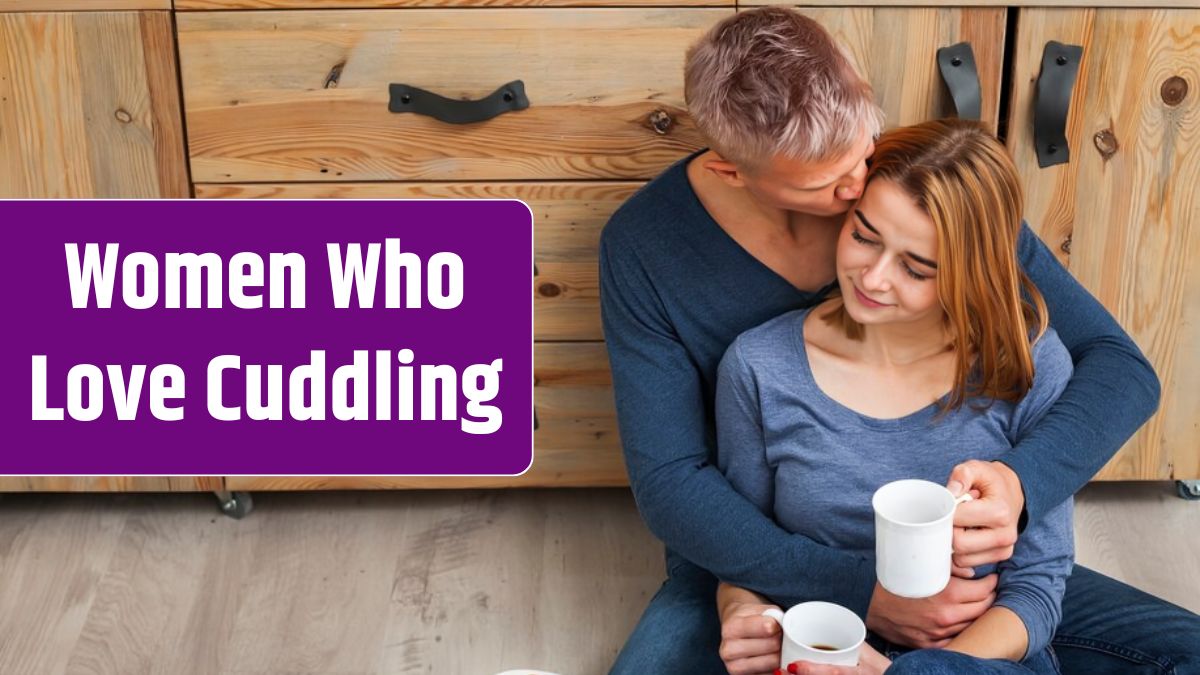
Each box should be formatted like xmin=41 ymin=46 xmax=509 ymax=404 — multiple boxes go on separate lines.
xmin=787 ymin=663 xmax=800 ymax=674
xmin=775 ymin=670 xmax=785 ymax=675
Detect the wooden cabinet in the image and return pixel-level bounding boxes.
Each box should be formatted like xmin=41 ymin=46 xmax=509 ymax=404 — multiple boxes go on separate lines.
xmin=0 ymin=3 xmax=1195 ymax=491
xmin=0 ymin=11 xmax=187 ymax=198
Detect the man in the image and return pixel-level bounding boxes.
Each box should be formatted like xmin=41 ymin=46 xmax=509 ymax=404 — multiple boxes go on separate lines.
xmin=599 ymin=7 xmax=1199 ymax=674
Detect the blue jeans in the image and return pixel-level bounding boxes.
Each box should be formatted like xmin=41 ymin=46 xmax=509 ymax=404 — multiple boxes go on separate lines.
xmin=871 ymin=635 xmax=1061 ymax=674
xmin=610 ymin=557 xmax=1200 ymax=674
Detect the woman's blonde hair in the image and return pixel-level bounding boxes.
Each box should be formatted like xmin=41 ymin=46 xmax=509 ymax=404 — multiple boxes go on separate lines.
xmin=825 ymin=118 xmax=1048 ymax=409
xmin=684 ymin=7 xmax=885 ymax=172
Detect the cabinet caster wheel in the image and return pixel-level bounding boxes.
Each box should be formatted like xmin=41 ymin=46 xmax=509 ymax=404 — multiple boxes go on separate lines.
xmin=214 ymin=491 xmax=254 ymax=519
xmin=1176 ymin=481 xmax=1200 ymax=501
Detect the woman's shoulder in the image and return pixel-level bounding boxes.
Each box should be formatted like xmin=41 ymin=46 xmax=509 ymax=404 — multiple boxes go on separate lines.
xmin=725 ymin=307 xmax=813 ymax=370
xmin=1031 ymin=325 xmax=1073 ymax=385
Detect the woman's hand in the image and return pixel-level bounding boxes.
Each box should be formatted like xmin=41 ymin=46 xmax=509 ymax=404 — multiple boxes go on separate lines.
xmin=785 ymin=641 xmax=891 ymax=675
xmin=718 ymin=583 xmax=784 ymax=675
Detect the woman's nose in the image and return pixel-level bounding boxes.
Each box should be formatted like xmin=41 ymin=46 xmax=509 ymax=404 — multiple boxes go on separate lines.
xmin=861 ymin=258 xmax=889 ymax=290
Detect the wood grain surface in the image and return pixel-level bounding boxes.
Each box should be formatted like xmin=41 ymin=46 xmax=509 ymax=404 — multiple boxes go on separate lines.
xmin=744 ymin=0 xmax=1197 ymax=8
xmin=0 ymin=477 xmax=223 ymax=492
xmin=178 ymin=0 xmax=727 ymax=8
xmin=0 ymin=1 xmax=169 ymax=9
xmin=0 ymin=484 xmax=1195 ymax=673
xmin=1007 ymin=8 xmax=1199 ymax=481
xmin=226 ymin=341 xmax=623 ymax=489
xmin=785 ymin=7 xmax=1007 ymax=133
xmin=197 ymin=180 xmax=639 ymax=341
xmin=178 ymin=9 xmax=727 ymax=182
xmin=0 ymin=12 xmax=187 ymax=198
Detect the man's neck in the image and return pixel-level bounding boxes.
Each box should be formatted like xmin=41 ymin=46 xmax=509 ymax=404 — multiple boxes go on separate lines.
xmin=686 ymin=152 xmax=843 ymax=292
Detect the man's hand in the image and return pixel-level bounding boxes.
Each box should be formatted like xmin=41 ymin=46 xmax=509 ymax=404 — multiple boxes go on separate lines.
xmin=719 ymin=598 xmax=784 ymax=675
xmin=865 ymin=576 xmax=997 ymax=648
xmin=947 ymin=460 xmax=1025 ymax=568
xmin=785 ymin=641 xmax=891 ymax=675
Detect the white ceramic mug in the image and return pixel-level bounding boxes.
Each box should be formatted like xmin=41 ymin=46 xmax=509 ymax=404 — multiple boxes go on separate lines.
xmin=761 ymin=601 xmax=866 ymax=667
xmin=873 ymin=479 xmax=974 ymax=598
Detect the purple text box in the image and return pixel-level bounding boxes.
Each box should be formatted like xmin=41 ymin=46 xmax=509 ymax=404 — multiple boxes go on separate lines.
xmin=1 ymin=200 xmax=533 ymax=475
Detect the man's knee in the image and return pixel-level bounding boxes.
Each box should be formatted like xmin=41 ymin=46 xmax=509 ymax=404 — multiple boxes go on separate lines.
xmin=888 ymin=649 xmax=976 ymax=675
xmin=610 ymin=573 xmax=723 ymax=675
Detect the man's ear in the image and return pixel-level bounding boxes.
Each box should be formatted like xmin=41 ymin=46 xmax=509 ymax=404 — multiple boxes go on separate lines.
xmin=702 ymin=156 xmax=748 ymax=188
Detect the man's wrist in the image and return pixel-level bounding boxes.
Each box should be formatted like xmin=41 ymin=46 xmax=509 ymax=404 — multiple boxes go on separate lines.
xmin=992 ymin=459 xmax=1029 ymax=533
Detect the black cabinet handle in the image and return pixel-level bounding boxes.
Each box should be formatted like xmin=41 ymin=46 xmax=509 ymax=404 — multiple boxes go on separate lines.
xmin=937 ymin=42 xmax=982 ymax=121
xmin=388 ymin=80 xmax=529 ymax=125
xmin=1033 ymin=42 xmax=1083 ymax=168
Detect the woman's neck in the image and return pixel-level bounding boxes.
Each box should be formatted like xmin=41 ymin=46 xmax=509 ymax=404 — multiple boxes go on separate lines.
xmin=855 ymin=316 xmax=954 ymax=369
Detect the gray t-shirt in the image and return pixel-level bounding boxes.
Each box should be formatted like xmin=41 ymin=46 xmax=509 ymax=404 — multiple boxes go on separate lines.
xmin=716 ymin=308 xmax=1075 ymax=659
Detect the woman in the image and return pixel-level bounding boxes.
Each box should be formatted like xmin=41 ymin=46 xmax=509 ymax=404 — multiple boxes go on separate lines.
xmin=715 ymin=119 xmax=1074 ymax=675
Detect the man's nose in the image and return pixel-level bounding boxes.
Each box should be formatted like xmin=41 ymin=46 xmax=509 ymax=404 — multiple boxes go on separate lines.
xmin=835 ymin=176 xmax=866 ymax=201
xmin=835 ymin=184 xmax=861 ymax=201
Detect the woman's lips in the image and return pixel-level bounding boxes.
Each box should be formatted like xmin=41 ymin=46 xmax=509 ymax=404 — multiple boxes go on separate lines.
xmin=853 ymin=285 xmax=889 ymax=309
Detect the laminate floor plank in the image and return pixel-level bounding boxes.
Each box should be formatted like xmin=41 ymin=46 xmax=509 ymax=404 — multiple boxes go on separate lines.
xmin=221 ymin=493 xmax=398 ymax=674
xmin=1071 ymin=482 xmax=1200 ymax=614
xmin=0 ymin=484 xmax=1195 ymax=674
xmin=0 ymin=494 xmax=128 ymax=675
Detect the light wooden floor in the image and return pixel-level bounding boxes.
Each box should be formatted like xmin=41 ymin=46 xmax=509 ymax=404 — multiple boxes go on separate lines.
xmin=0 ymin=483 xmax=1196 ymax=675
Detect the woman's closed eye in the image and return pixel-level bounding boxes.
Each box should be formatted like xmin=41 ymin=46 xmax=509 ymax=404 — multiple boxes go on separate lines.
xmin=851 ymin=229 xmax=932 ymax=281
xmin=902 ymin=262 xmax=930 ymax=281
xmin=850 ymin=229 xmax=877 ymax=246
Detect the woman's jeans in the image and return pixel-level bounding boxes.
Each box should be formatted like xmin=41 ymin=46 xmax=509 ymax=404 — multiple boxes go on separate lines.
xmin=609 ymin=555 xmax=1200 ymax=674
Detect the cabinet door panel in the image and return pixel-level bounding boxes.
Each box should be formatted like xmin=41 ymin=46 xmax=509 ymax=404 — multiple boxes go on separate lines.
xmin=1007 ymin=9 xmax=1199 ymax=480
xmin=0 ymin=12 xmax=187 ymax=198
xmin=760 ymin=7 xmax=1007 ymax=132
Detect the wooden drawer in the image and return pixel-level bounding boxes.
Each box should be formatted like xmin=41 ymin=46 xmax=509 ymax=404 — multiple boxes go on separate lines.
xmin=178 ymin=9 xmax=730 ymax=183
xmin=178 ymin=0 xmax=730 ymax=8
xmin=197 ymin=181 xmax=632 ymax=340
xmin=198 ymin=182 xmax=625 ymax=487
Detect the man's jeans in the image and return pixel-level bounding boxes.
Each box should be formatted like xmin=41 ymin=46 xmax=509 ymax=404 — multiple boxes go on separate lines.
xmin=610 ymin=558 xmax=1200 ymax=674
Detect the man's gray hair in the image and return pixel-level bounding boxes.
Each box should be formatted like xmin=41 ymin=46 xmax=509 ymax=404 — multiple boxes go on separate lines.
xmin=684 ymin=7 xmax=885 ymax=172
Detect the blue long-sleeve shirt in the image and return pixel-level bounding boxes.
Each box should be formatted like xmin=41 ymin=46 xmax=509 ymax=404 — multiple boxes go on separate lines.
xmin=598 ymin=150 xmax=1160 ymax=614
xmin=716 ymin=309 xmax=1075 ymax=658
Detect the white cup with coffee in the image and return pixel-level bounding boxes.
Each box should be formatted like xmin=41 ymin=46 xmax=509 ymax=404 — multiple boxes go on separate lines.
xmin=873 ymin=479 xmax=974 ymax=599
xmin=761 ymin=601 xmax=866 ymax=667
